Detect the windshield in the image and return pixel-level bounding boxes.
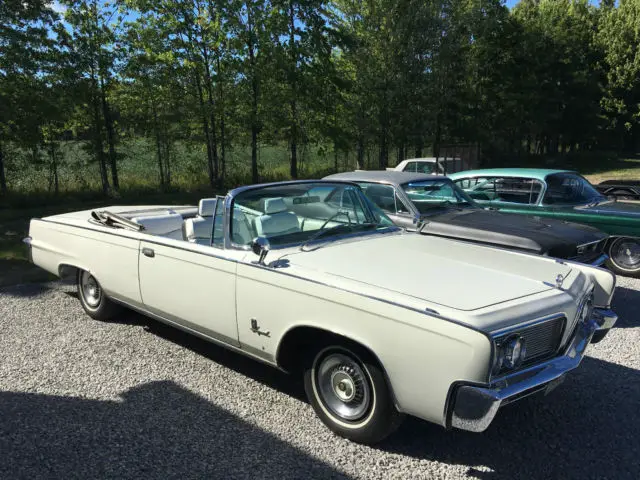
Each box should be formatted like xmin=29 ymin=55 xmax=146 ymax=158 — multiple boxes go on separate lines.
xmin=230 ymin=182 xmax=396 ymax=248
xmin=401 ymin=180 xmax=476 ymax=214
xmin=543 ymin=173 xmax=606 ymax=206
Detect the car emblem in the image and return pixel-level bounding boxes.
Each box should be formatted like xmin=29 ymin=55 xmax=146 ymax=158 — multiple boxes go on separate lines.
xmin=556 ymin=274 xmax=565 ymax=288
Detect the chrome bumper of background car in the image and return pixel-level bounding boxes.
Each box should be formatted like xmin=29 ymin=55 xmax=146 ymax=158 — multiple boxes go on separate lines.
xmin=449 ymin=307 xmax=617 ymax=433
xmin=589 ymin=253 xmax=608 ymax=267
xmin=23 ymin=236 xmax=33 ymax=263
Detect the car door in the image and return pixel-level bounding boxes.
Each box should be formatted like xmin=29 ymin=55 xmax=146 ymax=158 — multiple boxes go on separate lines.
xmin=137 ymin=197 xmax=243 ymax=346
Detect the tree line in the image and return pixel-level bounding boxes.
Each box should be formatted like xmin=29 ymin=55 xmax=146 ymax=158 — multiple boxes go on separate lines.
xmin=1 ymin=0 xmax=639 ymax=196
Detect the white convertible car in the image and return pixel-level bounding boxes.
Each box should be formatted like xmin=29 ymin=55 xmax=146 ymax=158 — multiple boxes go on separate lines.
xmin=24 ymin=180 xmax=617 ymax=444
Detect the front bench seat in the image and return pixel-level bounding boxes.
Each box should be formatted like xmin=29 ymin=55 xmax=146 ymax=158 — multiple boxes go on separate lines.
xmin=254 ymin=198 xmax=300 ymax=237
xmin=183 ymin=198 xmax=217 ymax=244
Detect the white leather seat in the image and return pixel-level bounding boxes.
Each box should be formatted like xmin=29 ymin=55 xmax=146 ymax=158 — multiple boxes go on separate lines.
xmin=133 ymin=212 xmax=184 ymax=240
xmin=254 ymin=198 xmax=300 ymax=237
xmin=183 ymin=198 xmax=217 ymax=244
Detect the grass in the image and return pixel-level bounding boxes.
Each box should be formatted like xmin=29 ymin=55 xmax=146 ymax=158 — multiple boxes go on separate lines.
xmin=581 ymin=158 xmax=640 ymax=184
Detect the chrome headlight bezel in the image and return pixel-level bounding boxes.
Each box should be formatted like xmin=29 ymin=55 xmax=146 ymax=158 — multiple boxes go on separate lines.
xmin=492 ymin=334 xmax=527 ymax=376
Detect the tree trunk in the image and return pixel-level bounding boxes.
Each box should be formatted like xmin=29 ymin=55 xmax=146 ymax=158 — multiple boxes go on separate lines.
xmin=202 ymin=48 xmax=219 ymax=184
xmin=334 ymin=142 xmax=338 ymax=172
xmin=433 ymin=112 xmax=442 ymax=159
xmin=48 ymin=141 xmax=59 ymax=195
xmin=216 ymin=56 xmax=226 ymax=185
xmin=195 ymin=73 xmax=216 ymax=187
xmin=288 ymin=1 xmax=298 ymax=179
xmin=248 ymin=30 xmax=259 ymax=183
xmin=152 ymin=104 xmax=165 ymax=188
xmin=91 ymin=84 xmax=109 ymax=196
xmin=100 ymin=76 xmax=118 ymax=191
xmin=0 ymin=142 xmax=7 ymax=195
xmin=379 ymin=135 xmax=388 ymax=169
xmin=356 ymin=137 xmax=364 ymax=170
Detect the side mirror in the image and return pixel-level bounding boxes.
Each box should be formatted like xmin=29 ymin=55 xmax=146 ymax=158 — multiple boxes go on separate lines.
xmin=251 ymin=237 xmax=270 ymax=265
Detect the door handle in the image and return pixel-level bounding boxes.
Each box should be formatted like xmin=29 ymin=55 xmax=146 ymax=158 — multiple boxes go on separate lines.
xmin=142 ymin=247 xmax=155 ymax=258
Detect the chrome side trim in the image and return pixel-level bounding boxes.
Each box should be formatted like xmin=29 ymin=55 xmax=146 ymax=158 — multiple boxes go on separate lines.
xmin=448 ymin=307 xmax=615 ymax=432
xmin=108 ymin=296 xmax=277 ymax=366
xmin=489 ymin=313 xmax=565 ymax=338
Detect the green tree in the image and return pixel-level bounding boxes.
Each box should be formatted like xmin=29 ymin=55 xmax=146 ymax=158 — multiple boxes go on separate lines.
xmin=0 ymin=0 xmax=58 ymax=194
xmin=599 ymin=0 xmax=640 ymax=152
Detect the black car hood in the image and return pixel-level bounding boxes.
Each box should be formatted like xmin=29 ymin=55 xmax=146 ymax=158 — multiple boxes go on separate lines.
xmin=420 ymin=208 xmax=607 ymax=257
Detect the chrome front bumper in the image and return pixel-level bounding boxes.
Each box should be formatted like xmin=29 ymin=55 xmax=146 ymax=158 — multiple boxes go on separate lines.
xmin=449 ymin=307 xmax=617 ymax=433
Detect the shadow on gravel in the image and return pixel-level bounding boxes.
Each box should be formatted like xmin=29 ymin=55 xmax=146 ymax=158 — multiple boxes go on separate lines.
xmin=0 ymin=381 xmax=349 ymax=479
xmin=380 ymin=355 xmax=640 ymax=479
xmin=143 ymin=318 xmax=306 ymax=402
xmin=138 ymin=311 xmax=639 ymax=479
xmin=609 ymin=286 xmax=640 ymax=328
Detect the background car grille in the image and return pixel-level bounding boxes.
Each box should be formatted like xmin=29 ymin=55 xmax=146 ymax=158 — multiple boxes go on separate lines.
xmin=572 ymin=239 xmax=606 ymax=264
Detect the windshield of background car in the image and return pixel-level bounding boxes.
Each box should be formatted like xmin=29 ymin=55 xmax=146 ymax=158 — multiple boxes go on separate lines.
xmin=403 ymin=161 xmax=436 ymax=174
xmin=230 ymin=182 xmax=396 ymax=247
xmin=543 ymin=173 xmax=605 ymax=205
xmin=400 ymin=180 xmax=476 ymax=214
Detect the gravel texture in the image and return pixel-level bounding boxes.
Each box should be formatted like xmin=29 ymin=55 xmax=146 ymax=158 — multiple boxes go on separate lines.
xmin=1 ymin=277 xmax=638 ymax=480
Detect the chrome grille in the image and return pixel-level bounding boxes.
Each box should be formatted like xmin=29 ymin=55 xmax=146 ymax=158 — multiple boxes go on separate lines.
xmin=519 ymin=317 xmax=566 ymax=364
xmin=495 ymin=316 xmax=566 ymax=368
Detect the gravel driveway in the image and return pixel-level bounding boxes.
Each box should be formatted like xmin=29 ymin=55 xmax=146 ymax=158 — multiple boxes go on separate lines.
xmin=1 ymin=278 xmax=638 ymax=480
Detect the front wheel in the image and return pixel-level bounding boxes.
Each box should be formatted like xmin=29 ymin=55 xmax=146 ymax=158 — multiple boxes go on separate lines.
xmin=304 ymin=345 xmax=403 ymax=444
xmin=606 ymin=237 xmax=640 ymax=277
xmin=77 ymin=269 xmax=121 ymax=320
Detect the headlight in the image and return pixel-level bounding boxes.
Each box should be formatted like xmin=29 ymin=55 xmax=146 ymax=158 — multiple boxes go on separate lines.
xmin=492 ymin=334 xmax=527 ymax=375
xmin=503 ymin=335 xmax=527 ymax=369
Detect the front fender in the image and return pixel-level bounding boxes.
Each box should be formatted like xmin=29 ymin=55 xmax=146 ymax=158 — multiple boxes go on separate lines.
xmin=568 ymin=262 xmax=616 ymax=307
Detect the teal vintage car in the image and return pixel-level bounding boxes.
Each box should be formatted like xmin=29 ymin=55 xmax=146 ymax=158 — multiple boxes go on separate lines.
xmin=448 ymin=168 xmax=640 ymax=277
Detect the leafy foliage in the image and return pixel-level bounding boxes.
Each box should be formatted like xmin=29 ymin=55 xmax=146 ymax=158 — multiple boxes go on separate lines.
xmin=1 ymin=0 xmax=640 ymax=198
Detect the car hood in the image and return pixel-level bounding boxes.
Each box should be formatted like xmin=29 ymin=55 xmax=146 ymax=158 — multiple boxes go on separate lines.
xmin=420 ymin=209 xmax=606 ymax=257
xmin=576 ymin=200 xmax=640 ymax=217
xmin=279 ymin=233 xmax=573 ymax=312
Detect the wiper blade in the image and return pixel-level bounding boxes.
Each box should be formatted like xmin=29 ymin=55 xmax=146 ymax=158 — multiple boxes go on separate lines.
xmin=300 ymin=223 xmax=381 ymax=252
xmin=300 ymin=224 xmax=352 ymax=251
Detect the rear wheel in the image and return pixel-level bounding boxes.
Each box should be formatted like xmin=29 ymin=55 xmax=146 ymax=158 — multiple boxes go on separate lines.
xmin=77 ymin=269 xmax=121 ymax=320
xmin=607 ymin=237 xmax=640 ymax=277
xmin=303 ymin=344 xmax=403 ymax=444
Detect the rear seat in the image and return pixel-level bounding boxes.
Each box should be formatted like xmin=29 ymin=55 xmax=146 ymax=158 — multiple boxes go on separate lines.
xmin=132 ymin=211 xmax=184 ymax=240
xmin=183 ymin=198 xmax=217 ymax=245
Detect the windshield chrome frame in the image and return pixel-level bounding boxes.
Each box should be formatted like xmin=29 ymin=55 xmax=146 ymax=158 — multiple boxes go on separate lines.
xmin=222 ymin=180 xmax=398 ymax=251
xmin=400 ymin=178 xmax=477 ymax=212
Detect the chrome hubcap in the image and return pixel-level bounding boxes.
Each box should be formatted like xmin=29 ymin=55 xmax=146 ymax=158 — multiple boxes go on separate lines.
xmin=612 ymin=238 xmax=640 ymax=270
xmin=81 ymin=272 xmax=101 ymax=308
xmin=316 ymin=353 xmax=371 ymax=421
